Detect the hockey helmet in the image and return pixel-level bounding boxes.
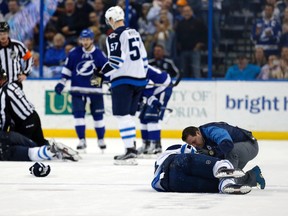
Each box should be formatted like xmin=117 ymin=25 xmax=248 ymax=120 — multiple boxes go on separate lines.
xmin=80 ymin=29 xmax=94 ymax=39
xmin=105 ymin=6 xmax=124 ymax=25
xmin=0 ymin=22 xmax=10 ymax=32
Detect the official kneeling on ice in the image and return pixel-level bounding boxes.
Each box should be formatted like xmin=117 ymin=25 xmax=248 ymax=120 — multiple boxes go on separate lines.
xmin=151 ymin=144 xmax=252 ymax=194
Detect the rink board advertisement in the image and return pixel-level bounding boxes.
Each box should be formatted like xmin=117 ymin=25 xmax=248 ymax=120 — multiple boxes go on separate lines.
xmin=23 ymin=80 xmax=288 ymax=139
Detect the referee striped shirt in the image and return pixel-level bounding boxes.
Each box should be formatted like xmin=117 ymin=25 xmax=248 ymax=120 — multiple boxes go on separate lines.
xmin=0 ymin=82 xmax=34 ymax=130
xmin=0 ymin=38 xmax=33 ymax=83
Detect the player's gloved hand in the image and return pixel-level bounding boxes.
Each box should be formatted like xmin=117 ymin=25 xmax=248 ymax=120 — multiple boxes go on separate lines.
xmin=54 ymin=78 xmax=66 ymax=95
xmin=197 ymin=148 xmax=215 ymax=156
xmin=148 ymin=96 xmax=162 ymax=110
xmin=29 ymin=162 xmax=51 ymax=177
xmin=90 ymin=68 xmax=103 ymax=87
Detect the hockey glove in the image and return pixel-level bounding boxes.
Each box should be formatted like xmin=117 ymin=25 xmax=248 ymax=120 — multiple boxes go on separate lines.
xmin=55 ymin=78 xmax=66 ymax=95
xmin=29 ymin=162 xmax=51 ymax=177
xmin=90 ymin=68 xmax=103 ymax=87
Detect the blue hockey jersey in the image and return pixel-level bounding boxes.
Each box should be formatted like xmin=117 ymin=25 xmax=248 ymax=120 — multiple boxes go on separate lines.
xmin=143 ymin=65 xmax=172 ymax=98
xmin=61 ymin=46 xmax=107 ymax=95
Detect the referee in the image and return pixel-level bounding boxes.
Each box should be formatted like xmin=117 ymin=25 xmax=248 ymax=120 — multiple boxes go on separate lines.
xmin=0 ymin=21 xmax=32 ymax=86
xmin=0 ymin=66 xmax=48 ymax=147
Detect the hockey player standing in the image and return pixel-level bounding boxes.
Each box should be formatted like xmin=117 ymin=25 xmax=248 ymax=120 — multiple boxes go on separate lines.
xmin=91 ymin=6 xmax=148 ymax=165
xmin=138 ymin=65 xmax=173 ymax=155
xmin=55 ymin=29 xmax=108 ymax=152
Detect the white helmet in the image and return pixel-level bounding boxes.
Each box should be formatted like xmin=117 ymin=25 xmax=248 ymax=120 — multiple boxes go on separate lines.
xmin=105 ymin=6 xmax=125 ymax=24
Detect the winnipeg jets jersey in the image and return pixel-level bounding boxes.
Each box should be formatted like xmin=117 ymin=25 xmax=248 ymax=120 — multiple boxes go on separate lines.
xmin=101 ymin=26 xmax=148 ymax=88
xmin=143 ymin=65 xmax=172 ymax=98
xmin=151 ymin=144 xmax=196 ymax=192
xmin=61 ymin=46 xmax=107 ymax=95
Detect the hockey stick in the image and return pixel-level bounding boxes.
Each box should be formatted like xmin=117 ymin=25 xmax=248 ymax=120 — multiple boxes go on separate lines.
xmin=147 ymin=73 xmax=182 ymax=88
xmin=161 ymin=107 xmax=173 ymax=113
xmin=69 ymin=90 xmax=111 ymax=96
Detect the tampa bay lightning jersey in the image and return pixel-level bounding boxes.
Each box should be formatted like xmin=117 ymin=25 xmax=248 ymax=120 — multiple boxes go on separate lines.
xmin=143 ymin=65 xmax=172 ymax=98
xmin=61 ymin=46 xmax=107 ymax=95
xmin=151 ymin=144 xmax=196 ymax=192
xmin=101 ymin=26 xmax=148 ymax=88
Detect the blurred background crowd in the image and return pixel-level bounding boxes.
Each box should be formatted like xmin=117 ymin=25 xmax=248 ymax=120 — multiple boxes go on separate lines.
xmin=1 ymin=0 xmax=288 ymax=80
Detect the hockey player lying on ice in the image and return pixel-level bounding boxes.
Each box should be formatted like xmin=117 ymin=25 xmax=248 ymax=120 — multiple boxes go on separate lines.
xmin=0 ymin=131 xmax=80 ymax=162
xmin=151 ymin=144 xmax=252 ymax=194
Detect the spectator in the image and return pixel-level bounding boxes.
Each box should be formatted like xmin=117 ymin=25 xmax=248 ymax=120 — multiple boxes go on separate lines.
xmin=4 ymin=0 xmax=21 ymax=21
xmin=225 ymin=55 xmax=261 ymax=80
xmin=251 ymin=47 xmax=267 ymax=67
xmin=251 ymin=3 xmax=282 ymax=57
xmin=152 ymin=9 xmax=174 ymax=56
xmin=88 ymin=12 xmax=104 ymax=45
xmin=146 ymin=0 xmax=174 ymax=36
xmin=44 ymin=33 xmax=66 ymax=66
xmin=57 ymin=0 xmax=90 ymax=44
xmin=92 ymin=0 xmax=109 ymax=35
xmin=30 ymin=52 xmax=53 ymax=78
xmin=272 ymin=46 xmax=288 ymax=79
xmin=138 ymin=3 xmax=154 ymax=55
xmin=175 ymin=5 xmax=207 ymax=78
xmin=149 ymin=44 xmax=180 ymax=78
xmin=262 ymin=0 xmax=281 ymax=22
xmin=257 ymin=54 xmax=279 ymax=80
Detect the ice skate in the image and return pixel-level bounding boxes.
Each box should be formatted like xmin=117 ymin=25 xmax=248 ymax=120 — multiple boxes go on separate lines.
xmin=76 ymin=139 xmax=87 ymax=153
xmin=137 ymin=140 xmax=150 ymax=155
xmin=98 ymin=139 xmax=106 ymax=153
xmin=252 ymin=165 xmax=266 ymax=189
xmin=215 ymin=167 xmax=245 ymax=178
xmin=114 ymin=147 xmax=138 ymax=165
xmin=222 ymin=184 xmax=252 ymax=195
xmin=49 ymin=139 xmax=81 ymax=162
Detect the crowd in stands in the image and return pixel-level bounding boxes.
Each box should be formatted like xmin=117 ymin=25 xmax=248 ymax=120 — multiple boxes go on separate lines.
xmin=1 ymin=0 xmax=288 ymax=80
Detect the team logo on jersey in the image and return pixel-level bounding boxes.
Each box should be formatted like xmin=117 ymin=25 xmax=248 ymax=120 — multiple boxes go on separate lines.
xmin=76 ymin=60 xmax=95 ymax=76
xmin=109 ymin=33 xmax=117 ymax=38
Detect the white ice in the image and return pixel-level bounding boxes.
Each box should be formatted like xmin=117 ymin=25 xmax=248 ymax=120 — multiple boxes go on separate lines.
xmin=0 ymin=138 xmax=287 ymax=216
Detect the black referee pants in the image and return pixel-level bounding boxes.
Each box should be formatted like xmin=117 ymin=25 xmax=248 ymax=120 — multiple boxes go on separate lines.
xmin=13 ymin=111 xmax=48 ymax=146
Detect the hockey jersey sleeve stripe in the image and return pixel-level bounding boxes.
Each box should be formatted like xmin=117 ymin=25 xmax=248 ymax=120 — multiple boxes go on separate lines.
xmin=61 ymin=67 xmax=72 ymax=77
xmin=110 ymin=63 xmax=120 ymax=69
xmin=110 ymin=56 xmax=124 ymax=63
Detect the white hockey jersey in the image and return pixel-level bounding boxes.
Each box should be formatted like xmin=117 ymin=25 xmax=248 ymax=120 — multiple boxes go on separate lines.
xmin=151 ymin=144 xmax=196 ymax=192
xmin=101 ymin=26 xmax=148 ymax=88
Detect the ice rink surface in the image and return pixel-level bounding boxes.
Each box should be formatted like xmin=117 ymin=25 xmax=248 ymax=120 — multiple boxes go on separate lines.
xmin=0 ymin=138 xmax=287 ymax=216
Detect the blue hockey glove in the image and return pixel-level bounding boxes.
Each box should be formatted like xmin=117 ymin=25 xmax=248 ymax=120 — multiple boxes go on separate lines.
xmin=90 ymin=68 xmax=103 ymax=87
xmin=29 ymin=162 xmax=51 ymax=177
xmin=55 ymin=78 xmax=66 ymax=95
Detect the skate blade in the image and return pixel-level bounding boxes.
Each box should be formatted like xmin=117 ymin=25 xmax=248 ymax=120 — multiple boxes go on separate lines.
xmin=114 ymin=159 xmax=138 ymax=166
xmin=137 ymin=154 xmax=158 ymax=159
xmin=223 ymin=185 xmax=252 ymax=195
xmin=215 ymin=169 xmax=245 ymax=178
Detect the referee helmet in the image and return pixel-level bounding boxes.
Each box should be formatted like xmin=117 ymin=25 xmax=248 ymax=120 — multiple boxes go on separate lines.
xmin=0 ymin=22 xmax=10 ymax=32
